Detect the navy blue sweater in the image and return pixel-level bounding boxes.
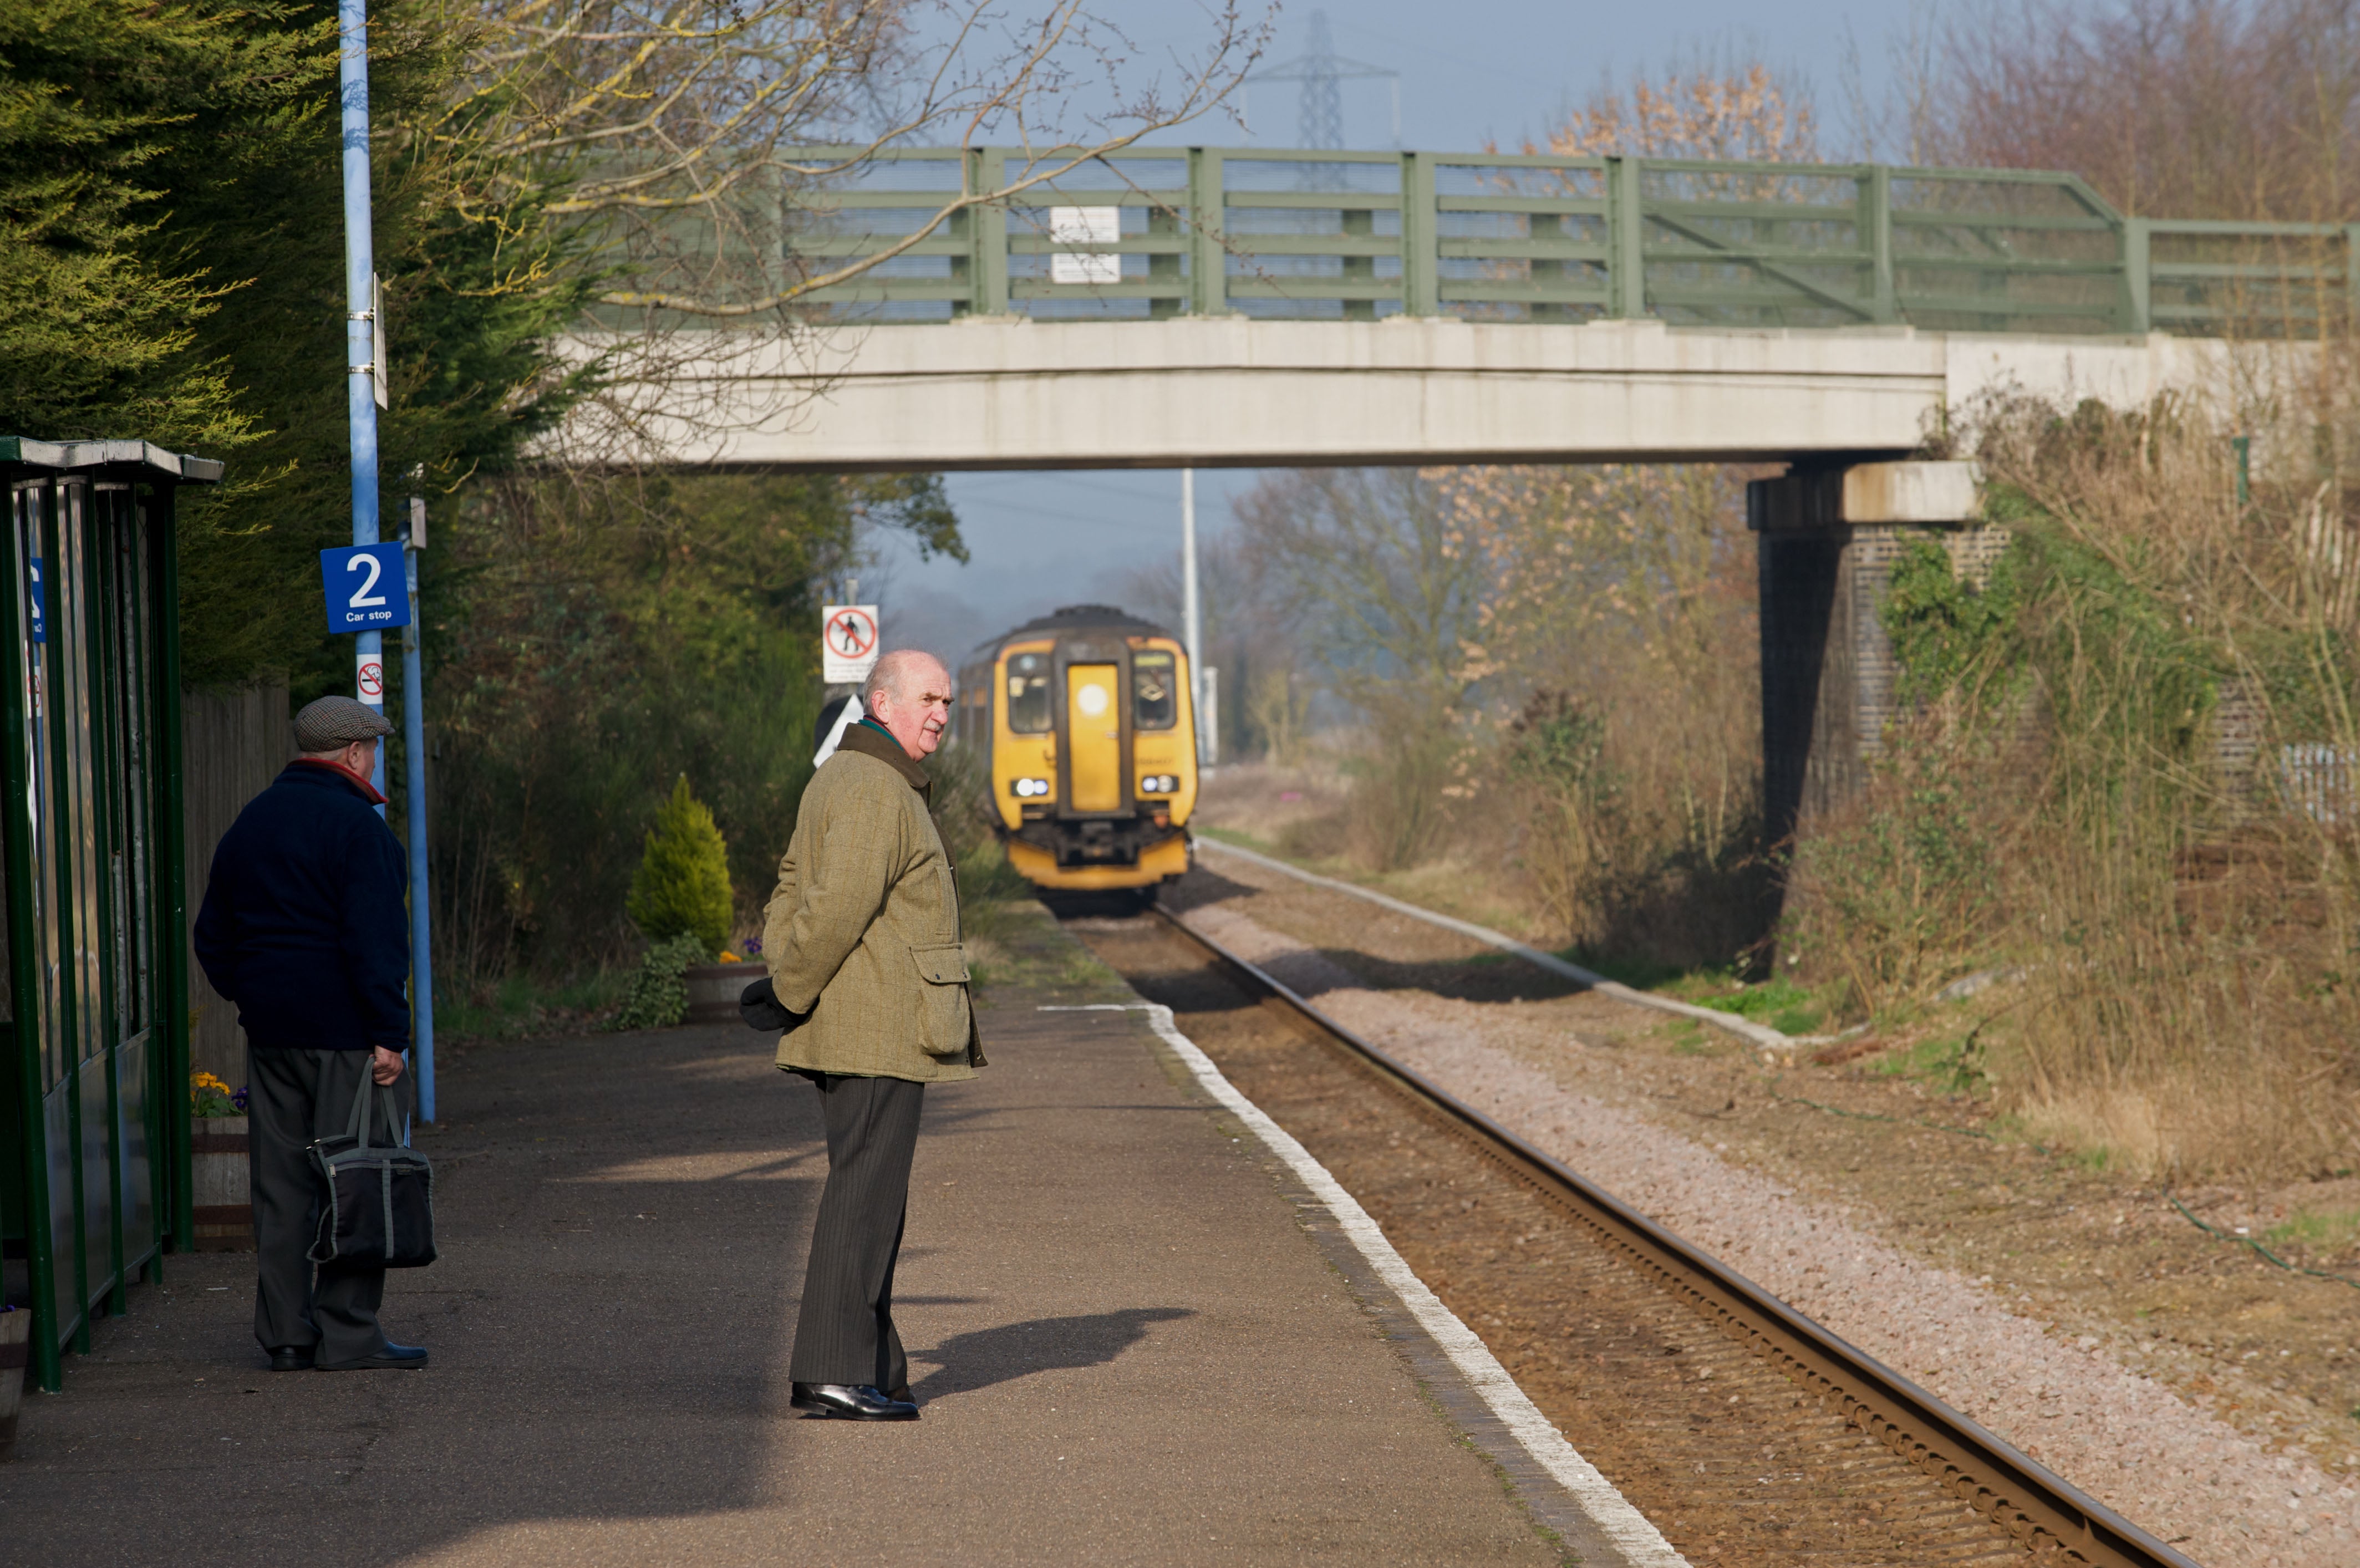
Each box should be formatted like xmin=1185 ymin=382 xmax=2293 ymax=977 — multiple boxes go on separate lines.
xmin=194 ymin=761 xmax=411 ymax=1051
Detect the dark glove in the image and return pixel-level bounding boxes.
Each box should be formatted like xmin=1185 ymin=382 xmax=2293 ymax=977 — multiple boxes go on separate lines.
xmin=739 ymin=974 xmax=807 ymax=1034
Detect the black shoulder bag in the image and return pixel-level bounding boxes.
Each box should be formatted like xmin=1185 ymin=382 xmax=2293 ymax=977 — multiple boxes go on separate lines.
xmin=308 ymin=1066 xmax=437 ymax=1272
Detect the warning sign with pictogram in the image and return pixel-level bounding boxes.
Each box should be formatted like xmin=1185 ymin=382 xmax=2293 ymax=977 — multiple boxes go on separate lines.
xmin=356 ymin=651 xmax=386 ymax=704
xmin=822 ymin=604 xmax=880 ymax=684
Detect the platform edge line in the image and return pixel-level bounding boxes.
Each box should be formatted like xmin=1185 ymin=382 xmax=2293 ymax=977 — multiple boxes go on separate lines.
xmin=1040 ymin=1002 xmax=1690 ymax=1568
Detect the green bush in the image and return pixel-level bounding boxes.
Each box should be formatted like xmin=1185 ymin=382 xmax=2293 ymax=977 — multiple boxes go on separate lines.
xmin=613 ymin=933 xmax=711 ymax=1031
xmin=625 ymin=776 xmax=733 ymax=955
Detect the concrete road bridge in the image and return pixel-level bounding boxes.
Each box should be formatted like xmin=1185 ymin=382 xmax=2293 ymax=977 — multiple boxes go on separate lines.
xmin=613 ymin=145 xmax=2345 ymax=471
xmin=597 ymin=145 xmax=2346 ymax=837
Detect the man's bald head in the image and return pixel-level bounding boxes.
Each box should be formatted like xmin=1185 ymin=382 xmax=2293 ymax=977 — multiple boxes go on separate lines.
xmin=863 ymin=648 xmax=945 ymax=711
xmin=863 ymin=649 xmax=953 ymax=761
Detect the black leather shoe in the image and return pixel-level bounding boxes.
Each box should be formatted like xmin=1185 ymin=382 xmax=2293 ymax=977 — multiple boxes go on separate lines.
xmin=267 ymin=1345 xmax=316 ymax=1372
xmin=790 ymin=1382 xmax=918 ymax=1421
xmin=317 ymin=1341 xmax=429 ymax=1371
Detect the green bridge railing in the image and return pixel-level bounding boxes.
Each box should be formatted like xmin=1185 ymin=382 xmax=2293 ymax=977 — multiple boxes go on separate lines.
xmin=766 ymin=146 xmax=2355 ymax=337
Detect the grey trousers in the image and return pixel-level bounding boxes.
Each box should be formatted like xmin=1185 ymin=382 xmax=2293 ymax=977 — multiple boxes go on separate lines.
xmin=788 ymin=1073 xmax=925 ymax=1390
xmin=247 ymin=1047 xmax=403 ymax=1361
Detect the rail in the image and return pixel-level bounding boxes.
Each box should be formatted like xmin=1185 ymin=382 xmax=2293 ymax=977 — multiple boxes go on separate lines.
xmin=1151 ymin=902 xmax=2204 ymax=1568
xmin=759 ymin=145 xmax=2353 ymax=338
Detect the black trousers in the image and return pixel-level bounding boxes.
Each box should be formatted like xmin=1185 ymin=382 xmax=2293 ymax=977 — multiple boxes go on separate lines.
xmin=247 ymin=1046 xmax=404 ymax=1361
xmin=788 ymin=1073 xmax=925 ymax=1389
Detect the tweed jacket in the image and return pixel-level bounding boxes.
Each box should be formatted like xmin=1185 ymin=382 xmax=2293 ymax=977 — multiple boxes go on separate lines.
xmin=762 ymin=722 xmax=983 ymax=1082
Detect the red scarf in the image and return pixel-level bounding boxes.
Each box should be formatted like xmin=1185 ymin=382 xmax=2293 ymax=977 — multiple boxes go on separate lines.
xmin=292 ymin=755 xmax=388 ymax=806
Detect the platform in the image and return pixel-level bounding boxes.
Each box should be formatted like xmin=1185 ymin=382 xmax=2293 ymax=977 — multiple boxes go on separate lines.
xmin=0 ymin=975 xmax=1575 ymax=1564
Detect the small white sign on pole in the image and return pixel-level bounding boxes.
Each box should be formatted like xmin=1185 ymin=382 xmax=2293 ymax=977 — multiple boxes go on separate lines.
xmin=356 ymin=649 xmax=386 ymax=706
xmin=822 ymin=604 xmax=881 ymax=685
xmin=1050 ymin=206 xmax=1122 ymax=285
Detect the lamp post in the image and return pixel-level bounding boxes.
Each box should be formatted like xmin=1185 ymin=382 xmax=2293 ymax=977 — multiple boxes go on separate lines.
xmin=339 ymin=0 xmax=434 ymax=1116
xmin=339 ymin=0 xmax=383 ymax=746
xmin=1183 ymin=469 xmax=1206 ymax=766
xmin=403 ymin=497 xmax=434 ymax=1121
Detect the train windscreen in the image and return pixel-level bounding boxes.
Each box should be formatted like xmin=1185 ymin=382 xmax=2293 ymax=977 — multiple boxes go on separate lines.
xmin=1006 ymin=651 xmax=1052 ymax=733
xmin=1132 ymin=650 xmax=1178 ymax=730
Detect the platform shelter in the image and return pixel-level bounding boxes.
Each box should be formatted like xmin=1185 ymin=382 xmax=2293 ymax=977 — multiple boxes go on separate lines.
xmin=0 ymin=437 xmax=219 ymax=1392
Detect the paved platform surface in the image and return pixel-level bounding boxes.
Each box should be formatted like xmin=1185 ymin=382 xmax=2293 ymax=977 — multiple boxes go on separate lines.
xmin=1 ymin=994 xmax=1563 ymax=1565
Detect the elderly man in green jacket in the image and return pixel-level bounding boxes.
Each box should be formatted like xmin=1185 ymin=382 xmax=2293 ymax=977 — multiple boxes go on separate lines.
xmin=764 ymin=646 xmax=983 ymax=1421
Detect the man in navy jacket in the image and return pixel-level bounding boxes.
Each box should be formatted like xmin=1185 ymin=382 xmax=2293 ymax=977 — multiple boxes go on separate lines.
xmin=195 ymin=695 xmax=426 ymax=1372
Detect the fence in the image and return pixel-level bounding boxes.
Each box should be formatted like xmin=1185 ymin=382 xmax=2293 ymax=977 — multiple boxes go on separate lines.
xmin=743 ymin=146 xmax=2356 ymax=337
xmin=179 ymin=681 xmax=289 ymax=1081
xmin=2280 ymin=744 xmax=2357 ymax=827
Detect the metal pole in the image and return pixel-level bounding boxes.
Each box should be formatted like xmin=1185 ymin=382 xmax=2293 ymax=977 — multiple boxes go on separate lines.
xmin=1182 ymin=469 xmax=1206 ymax=765
xmin=403 ymin=500 xmax=433 ymax=1122
xmin=339 ymin=0 xmax=385 ymax=801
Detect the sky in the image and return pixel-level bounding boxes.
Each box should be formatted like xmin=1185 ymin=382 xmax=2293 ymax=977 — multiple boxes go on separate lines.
xmin=863 ymin=0 xmax=1926 ymax=665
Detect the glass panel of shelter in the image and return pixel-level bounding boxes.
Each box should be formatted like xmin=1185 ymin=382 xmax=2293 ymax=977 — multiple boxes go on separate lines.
xmin=8 ymin=481 xmax=57 ymax=1092
xmin=55 ymin=479 xmax=119 ymax=1315
xmin=56 ymin=480 xmax=104 ymax=1070
xmin=13 ymin=477 xmax=80 ymax=1341
xmin=93 ymin=483 xmax=154 ymax=1266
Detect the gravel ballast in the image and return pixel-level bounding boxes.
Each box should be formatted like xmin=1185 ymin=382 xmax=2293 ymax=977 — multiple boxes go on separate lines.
xmin=1175 ymin=896 xmax=2360 ymax=1567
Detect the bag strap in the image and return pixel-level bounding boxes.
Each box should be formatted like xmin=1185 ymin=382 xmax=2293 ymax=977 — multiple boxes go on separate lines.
xmin=344 ymin=1063 xmax=375 ymax=1149
xmin=341 ymin=1057 xmax=411 ymax=1150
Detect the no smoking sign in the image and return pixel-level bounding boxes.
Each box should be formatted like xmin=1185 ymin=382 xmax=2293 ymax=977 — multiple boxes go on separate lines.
xmin=822 ymin=604 xmax=879 ymax=684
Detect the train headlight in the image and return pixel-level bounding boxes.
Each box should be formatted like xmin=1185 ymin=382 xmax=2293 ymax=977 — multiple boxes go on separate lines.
xmin=1011 ymin=777 xmax=1050 ymax=798
xmin=1138 ymin=774 xmax=1178 ymax=795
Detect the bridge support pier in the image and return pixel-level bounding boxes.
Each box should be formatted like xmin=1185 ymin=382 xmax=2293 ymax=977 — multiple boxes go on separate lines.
xmin=1748 ymin=461 xmax=2000 ymax=850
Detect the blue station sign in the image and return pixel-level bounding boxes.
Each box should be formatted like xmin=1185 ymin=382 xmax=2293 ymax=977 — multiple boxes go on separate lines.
xmin=320 ymin=541 xmax=411 ymax=635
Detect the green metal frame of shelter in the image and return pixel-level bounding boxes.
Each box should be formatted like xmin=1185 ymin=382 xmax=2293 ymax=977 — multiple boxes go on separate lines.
xmin=0 ymin=436 xmax=220 ymax=1394
xmin=751 ymin=146 xmax=2357 ymax=337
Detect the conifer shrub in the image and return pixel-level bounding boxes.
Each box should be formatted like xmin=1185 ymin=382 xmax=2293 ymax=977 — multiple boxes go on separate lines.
xmin=625 ymin=776 xmax=733 ymax=956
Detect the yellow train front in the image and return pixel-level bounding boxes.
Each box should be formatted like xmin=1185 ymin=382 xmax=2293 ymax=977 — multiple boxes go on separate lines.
xmin=955 ymin=604 xmax=1198 ymax=893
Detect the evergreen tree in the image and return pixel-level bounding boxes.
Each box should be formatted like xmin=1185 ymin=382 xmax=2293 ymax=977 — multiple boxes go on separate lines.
xmin=624 ymin=775 xmax=732 ymax=957
xmin=0 ymin=0 xmax=593 ymax=688
xmin=0 ymin=0 xmax=327 ymax=453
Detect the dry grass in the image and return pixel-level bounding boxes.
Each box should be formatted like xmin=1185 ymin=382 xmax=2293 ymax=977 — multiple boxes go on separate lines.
xmin=1783 ymin=352 xmax=2360 ymax=1181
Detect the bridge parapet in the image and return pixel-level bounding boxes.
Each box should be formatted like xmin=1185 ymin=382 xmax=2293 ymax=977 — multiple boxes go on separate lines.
xmin=759 ymin=146 xmax=2354 ymax=339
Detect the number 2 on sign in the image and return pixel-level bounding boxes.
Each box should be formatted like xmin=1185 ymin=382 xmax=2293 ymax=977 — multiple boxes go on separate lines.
xmin=347 ymin=551 xmax=387 ymax=608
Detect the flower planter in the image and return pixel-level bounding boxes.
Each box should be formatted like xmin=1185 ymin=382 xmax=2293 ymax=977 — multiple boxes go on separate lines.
xmin=0 ymin=1305 xmax=27 ymax=1460
xmin=191 ymin=1115 xmax=253 ymax=1252
xmin=683 ymin=963 xmax=761 ymax=1025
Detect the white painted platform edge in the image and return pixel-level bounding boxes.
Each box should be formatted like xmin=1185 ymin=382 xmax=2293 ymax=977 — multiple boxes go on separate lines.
xmin=1042 ymin=1000 xmax=1690 ymax=1568
xmin=1196 ymin=836 xmax=1790 ymax=1055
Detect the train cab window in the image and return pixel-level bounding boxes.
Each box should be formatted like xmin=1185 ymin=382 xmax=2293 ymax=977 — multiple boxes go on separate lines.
xmin=1132 ymin=650 xmax=1178 ymax=730
xmin=1006 ymin=652 xmax=1052 ymax=734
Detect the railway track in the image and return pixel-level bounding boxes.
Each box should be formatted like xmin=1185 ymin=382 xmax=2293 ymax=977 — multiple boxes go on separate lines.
xmin=1062 ymin=902 xmax=2201 ymax=1568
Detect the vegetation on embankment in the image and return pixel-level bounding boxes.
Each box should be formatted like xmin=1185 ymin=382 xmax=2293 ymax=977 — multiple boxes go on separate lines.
xmin=1795 ymin=390 xmax=2360 ymax=1182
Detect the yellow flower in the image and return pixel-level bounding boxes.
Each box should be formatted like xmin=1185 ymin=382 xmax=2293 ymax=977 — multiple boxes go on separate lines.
xmin=190 ymin=1071 xmax=232 ymax=1094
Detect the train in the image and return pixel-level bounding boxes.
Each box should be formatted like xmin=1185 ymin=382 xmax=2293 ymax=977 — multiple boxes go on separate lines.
xmin=954 ymin=604 xmax=1199 ymax=894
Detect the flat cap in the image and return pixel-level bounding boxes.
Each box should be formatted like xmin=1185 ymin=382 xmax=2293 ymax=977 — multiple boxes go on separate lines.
xmin=294 ymin=695 xmax=393 ymax=752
